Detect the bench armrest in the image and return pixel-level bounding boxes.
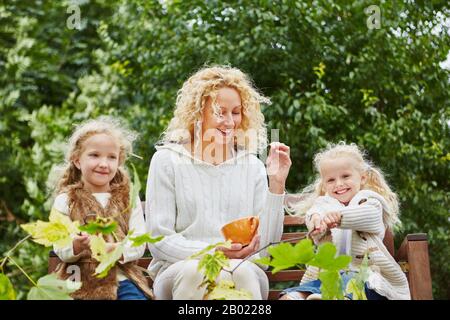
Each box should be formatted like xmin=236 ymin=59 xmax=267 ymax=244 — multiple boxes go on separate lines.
xmin=395 ymin=233 xmax=433 ymax=300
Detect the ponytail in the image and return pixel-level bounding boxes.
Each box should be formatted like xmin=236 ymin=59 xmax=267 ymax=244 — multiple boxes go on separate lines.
xmin=364 ymin=166 xmax=401 ymax=230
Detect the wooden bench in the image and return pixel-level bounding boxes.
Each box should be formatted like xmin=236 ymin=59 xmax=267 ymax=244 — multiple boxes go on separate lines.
xmin=48 ymin=201 xmax=433 ymax=300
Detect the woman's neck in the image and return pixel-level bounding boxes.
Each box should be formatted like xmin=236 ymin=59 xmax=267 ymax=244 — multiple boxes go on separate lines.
xmin=193 ymin=140 xmax=235 ymax=165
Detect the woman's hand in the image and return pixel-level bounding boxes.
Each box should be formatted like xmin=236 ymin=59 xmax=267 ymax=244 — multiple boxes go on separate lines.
xmin=73 ymin=233 xmax=91 ymax=255
xmin=266 ymin=142 xmax=292 ymax=194
xmin=216 ymin=235 xmax=260 ymax=259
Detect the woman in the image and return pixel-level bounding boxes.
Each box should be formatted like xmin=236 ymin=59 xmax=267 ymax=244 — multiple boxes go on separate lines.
xmin=145 ymin=65 xmax=291 ymax=300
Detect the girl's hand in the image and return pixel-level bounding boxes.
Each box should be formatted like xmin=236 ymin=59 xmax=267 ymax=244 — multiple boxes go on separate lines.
xmin=105 ymin=242 xmax=124 ymax=262
xmin=105 ymin=242 xmax=119 ymax=253
xmin=266 ymin=143 xmax=292 ymax=194
xmin=73 ymin=233 xmax=91 ymax=255
xmin=323 ymin=211 xmax=342 ymax=229
xmin=216 ymin=235 xmax=261 ymax=259
xmin=307 ymin=214 xmax=327 ymax=236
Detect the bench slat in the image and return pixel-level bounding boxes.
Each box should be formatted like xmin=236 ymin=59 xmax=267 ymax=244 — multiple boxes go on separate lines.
xmin=266 ymin=270 xmax=303 ymax=282
xmin=268 ymin=290 xmax=282 ymax=300
xmin=281 ymin=232 xmax=308 ymax=242
xmin=283 ymin=215 xmax=304 ymax=226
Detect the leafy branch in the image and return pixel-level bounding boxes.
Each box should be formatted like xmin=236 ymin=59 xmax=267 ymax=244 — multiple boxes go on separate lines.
xmin=189 ymin=231 xmax=364 ymax=300
xmin=1 ymin=163 xmax=163 ymax=299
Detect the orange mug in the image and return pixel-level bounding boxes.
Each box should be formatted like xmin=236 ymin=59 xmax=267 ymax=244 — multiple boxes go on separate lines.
xmin=221 ymin=216 xmax=259 ymax=246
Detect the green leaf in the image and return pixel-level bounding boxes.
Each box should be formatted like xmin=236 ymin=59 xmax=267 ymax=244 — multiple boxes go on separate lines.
xmin=254 ymin=256 xmax=272 ymax=266
xmin=188 ymin=241 xmax=232 ymax=260
xmin=129 ymin=163 xmax=141 ymax=210
xmin=308 ymin=242 xmax=351 ymax=271
xmin=78 ymin=216 xmax=118 ymax=235
xmin=345 ymin=278 xmax=367 ymax=300
xmin=27 ymin=274 xmax=81 ymax=300
xmin=129 ymin=233 xmax=164 ymax=247
xmin=356 ymin=253 xmax=370 ymax=283
xmin=293 ymin=238 xmax=316 ymax=263
xmin=263 ymin=239 xmax=315 ymax=273
xmin=207 ymin=280 xmax=252 ymax=300
xmin=345 ymin=253 xmax=369 ymax=300
xmin=89 ymin=234 xmax=108 ymax=261
xmin=0 ymin=273 xmax=16 ymax=300
xmin=332 ymin=255 xmax=353 ymax=270
xmin=21 ymin=208 xmax=80 ymax=249
xmin=197 ymin=251 xmax=230 ymax=283
xmin=319 ymin=269 xmax=343 ymax=300
xmin=89 ymin=234 xmax=126 ymax=279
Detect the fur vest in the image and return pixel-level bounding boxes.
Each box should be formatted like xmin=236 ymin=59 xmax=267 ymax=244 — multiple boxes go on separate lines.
xmin=55 ymin=182 xmax=153 ymax=300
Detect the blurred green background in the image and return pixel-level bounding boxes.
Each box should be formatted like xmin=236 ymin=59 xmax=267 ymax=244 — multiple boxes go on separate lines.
xmin=0 ymin=0 xmax=449 ymax=299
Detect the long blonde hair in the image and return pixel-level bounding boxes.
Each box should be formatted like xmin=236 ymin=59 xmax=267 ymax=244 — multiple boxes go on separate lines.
xmin=160 ymin=65 xmax=270 ymax=154
xmin=290 ymin=142 xmax=400 ymax=230
xmin=54 ymin=116 xmax=137 ymax=194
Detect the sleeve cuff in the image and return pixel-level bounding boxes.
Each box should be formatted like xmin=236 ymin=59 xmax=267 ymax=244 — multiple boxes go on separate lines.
xmin=55 ymin=245 xmax=83 ymax=263
xmin=119 ymin=242 xmax=146 ymax=264
xmin=266 ymin=191 xmax=285 ymax=209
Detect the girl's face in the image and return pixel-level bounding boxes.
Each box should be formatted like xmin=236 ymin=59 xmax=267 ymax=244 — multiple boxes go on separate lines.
xmin=74 ymin=133 xmax=120 ymax=193
xmin=201 ymin=86 xmax=242 ymax=145
xmin=320 ymin=157 xmax=367 ymax=205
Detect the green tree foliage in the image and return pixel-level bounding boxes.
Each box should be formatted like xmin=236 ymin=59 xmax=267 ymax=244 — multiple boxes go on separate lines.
xmin=0 ymin=0 xmax=448 ymax=298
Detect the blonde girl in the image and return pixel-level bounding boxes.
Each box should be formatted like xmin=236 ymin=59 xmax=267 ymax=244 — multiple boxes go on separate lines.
xmin=52 ymin=116 xmax=152 ymax=300
xmin=280 ymin=142 xmax=410 ymax=300
xmin=146 ymin=65 xmax=292 ymax=300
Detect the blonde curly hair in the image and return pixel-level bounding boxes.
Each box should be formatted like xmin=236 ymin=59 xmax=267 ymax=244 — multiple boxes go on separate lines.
xmin=160 ymin=65 xmax=270 ymax=153
xmin=53 ymin=116 xmax=137 ymax=194
xmin=289 ymin=142 xmax=401 ymax=230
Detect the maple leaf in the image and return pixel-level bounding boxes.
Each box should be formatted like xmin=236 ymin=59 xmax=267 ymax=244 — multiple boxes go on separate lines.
xmin=306 ymin=242 xmax=351 ymax=300
xmin=255 ymin=239 xmax=315 ymax=273
xmin=345 ymin=253 xmax=369 ymax=300
xmin=78 ymin=216 xmax=118 ymax=235
xmin=27 ymin=273 xmax=81 ymax=300
xmin=21 ymin=208 xmax=79 ymax=249
xmin=188 ymin=241 xmax=232 ymax=260
xmin=0 ymin=273 xmax=16 ymax=300
xmin=197 ymin=251 xmax=230 ymax=283
xmin=129 ymin=233 xmax=163 ymax=247
xmin=89 ymin=234 xmax=126 ymax=279
xmin=319 ymin=269 xmax=343 ymax=300
xmin=308 ymin=242 xmax=351 ymax=271
xmin=129 ymin=163 xmax=141 ymax=210
xmin=207 ymin=280 xmax=252 ymax=300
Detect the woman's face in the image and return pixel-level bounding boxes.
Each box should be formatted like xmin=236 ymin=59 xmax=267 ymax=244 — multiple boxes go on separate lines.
xmin=201 ymin=86 xmax=242 ymax=145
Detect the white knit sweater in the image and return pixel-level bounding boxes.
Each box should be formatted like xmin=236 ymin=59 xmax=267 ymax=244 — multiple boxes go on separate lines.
xmin=145 ymin=143 xmax=285 ymax=279
xmin=302 ymin=190 xmax=411 ymax=300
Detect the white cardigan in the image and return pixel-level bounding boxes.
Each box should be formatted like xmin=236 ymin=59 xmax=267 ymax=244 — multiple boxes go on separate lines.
xmin=302 ymin=190 xmax=411 ymax=300
xmin=145 ymin=143 xmax=285 ymax=279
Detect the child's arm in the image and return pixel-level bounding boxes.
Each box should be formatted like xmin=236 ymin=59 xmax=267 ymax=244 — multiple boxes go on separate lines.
xmin=305 ymin=213 xmax=328 ymax=244
xmin=118 ymin=195 xmax=146 ymax=264
xmin=330 ymin=198 xmax=385 ymax=235
xmin=305 ymin=198 xmax=333 ymax=244
xmin=52 ymin=194 xmax=90 ymax=262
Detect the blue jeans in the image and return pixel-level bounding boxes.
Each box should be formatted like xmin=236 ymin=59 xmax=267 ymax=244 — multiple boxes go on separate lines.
xmin=282 ymin=271 xmax=387 ymax=300
xmin=117 ymin=280 xmax=148 ymax=300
